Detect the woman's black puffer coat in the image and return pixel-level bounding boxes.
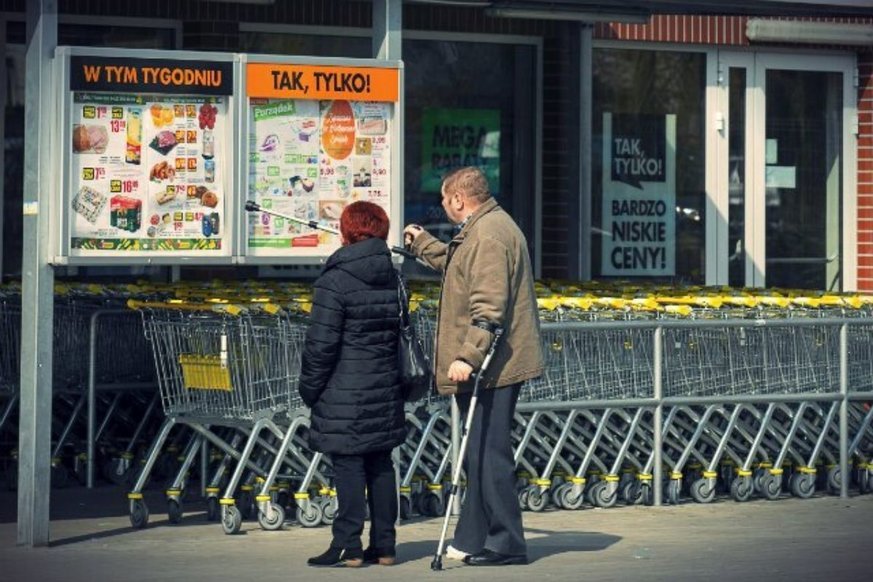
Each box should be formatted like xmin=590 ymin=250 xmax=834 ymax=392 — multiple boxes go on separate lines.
xmin=298 ymin=236 xmax=406 ymax=455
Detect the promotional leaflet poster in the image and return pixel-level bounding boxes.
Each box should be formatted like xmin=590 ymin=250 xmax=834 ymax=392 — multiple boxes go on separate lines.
xmin=420 ymin=107 xmax=500 ymax=194
xmin=70 ymin=94 xmax=226 ymax=252
xmin=247 ymin=98 xmax=392 ymax=255
xmin=601 ymin=112 xmax=677 ymax=277
xmin=67 ymin=57 xmax=232 ymax=256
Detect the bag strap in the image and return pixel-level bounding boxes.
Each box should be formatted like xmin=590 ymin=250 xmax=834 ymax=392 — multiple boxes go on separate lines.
xmin=396 ymin=270 xmax=411 ymax=327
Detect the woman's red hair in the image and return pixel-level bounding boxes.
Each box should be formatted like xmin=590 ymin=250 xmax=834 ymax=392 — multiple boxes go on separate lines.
xmin=340 ymin=201 xmax=390 ymax=245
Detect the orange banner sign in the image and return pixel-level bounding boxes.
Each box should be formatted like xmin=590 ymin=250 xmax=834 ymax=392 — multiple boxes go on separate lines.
xmin=247 ymin=63 xmax=399 ymax=102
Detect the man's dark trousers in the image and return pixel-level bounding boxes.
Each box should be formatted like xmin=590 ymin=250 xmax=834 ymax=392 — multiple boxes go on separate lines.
xmin=330 ymin=450 xmax=397 ymax=551
xmin=452 ymin=382 xmax=526 ymax=556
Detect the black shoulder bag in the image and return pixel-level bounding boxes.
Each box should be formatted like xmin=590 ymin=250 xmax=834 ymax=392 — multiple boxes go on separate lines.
xmin=397 ymin=273 xmax=432 ymax=402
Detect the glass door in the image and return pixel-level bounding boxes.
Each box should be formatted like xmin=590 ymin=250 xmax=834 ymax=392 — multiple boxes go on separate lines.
xmin=717 ymin=52 xmax=855 ymax=290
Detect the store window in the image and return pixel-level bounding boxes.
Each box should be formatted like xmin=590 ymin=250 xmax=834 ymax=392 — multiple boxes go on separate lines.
xmin=239 ymin=30 xmax=539 ymax=275
xmin=403 ymin=38 xmax=537 ymax=259
xmin=592 ymin=48 xmax=706 ymax=283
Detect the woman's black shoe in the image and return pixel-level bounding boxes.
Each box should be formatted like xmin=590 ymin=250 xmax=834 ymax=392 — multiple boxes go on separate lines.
xmin=363 ymin=546 xmax=396 ymax=565
xmin=307 ymin=547 xmax=364 ymax=567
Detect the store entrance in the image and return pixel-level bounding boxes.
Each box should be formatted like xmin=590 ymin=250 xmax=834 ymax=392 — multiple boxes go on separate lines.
xmin=720 ymin=52 xmax=854 ymax=290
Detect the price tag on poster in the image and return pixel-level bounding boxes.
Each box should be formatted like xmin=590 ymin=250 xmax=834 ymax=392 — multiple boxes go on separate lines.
xmin=243 ymin=59 xmax=401 ymax=261
xmin=58 ymin=50 xmax=235 ymax=262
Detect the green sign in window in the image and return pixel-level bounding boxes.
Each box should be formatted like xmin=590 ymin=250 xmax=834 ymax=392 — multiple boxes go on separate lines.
xmin=420 ymin=107 xmax=500 ymax=194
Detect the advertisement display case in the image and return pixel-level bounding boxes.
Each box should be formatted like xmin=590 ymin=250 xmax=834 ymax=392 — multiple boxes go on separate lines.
xmin=56 ymin=47 xmax=237 ymax=264
xmin=241 ymin=55 xmax=403 ymax=263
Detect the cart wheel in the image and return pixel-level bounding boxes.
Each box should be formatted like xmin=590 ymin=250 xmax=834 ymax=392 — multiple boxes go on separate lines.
xmin=559 ymin=485 xmax=585 ymax=510
xmin=550 ymin=483 xmax=568 ymax=509
xmin=790 ymin=473 xmax=816 ymax=499
xmin=422 ymin=492 xmax=444 ymax=517
xmin=320 ymin=497 xmax=337 ymax=525
xmin=399 ymin=495 xmax=412 ymax=520
xmin=222 ymin=505 xmax=242 ymax=535
xmin=826 ymin=467 xmax=841 ymax=495
xmin=730 ymin=476 xmax=753 ymax=502
xmin=206 ymin=497 xmax=220 ymax=521
xmin=592 ymin=481 xmax=617 ymax=508
xmin=103 ymin=458 xmax=126 ymax=485
xmin=129 ymin=499 xmax=149 ymax=529
xmin=760 ymin=473 xmax=782 ymax=500
xmin=258 ymin=502 xmax=285 ymax=531
xmin=167 ymin=498 xmax=183 ymax=524
xmin=689 ymin=479 xmax=716 ymax=504
xmin=526 ymin=488 xmax=548 ymax=512
xmin=517 ymin=487 xmax=531 ymax=510
xmin=621 ymin=480 xmax=641 ymax=505
xmin=666 ymin=480 xmax=681 ymax=505
xmin=297 ymin=502 xmax=324 ymax=528
xmin=640 ymin=482 xmax=654 ymax=506
xmin=859 ymin=469 xmax=871 ymax=494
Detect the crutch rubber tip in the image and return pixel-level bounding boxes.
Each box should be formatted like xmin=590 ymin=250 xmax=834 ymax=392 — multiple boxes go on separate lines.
xmin=431 ymin=556 xmax=443 ymax=571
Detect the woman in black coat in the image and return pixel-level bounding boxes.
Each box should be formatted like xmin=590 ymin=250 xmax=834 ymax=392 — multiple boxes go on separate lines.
xmin=299 ymin=201 xmax=406 ymax=568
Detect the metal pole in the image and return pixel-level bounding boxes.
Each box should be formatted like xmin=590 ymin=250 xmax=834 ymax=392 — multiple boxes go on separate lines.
xmin=372 ymin=0 xmax=402 ymax=61
xmin=652 ymin=326 xmax=663 ymax=507
xmin=87 ymin=312 xmax=99 ymax=488
xmin=839 ymin=323 xmax=848 ymax=499
xmin=18 ymin=0 xmax=56 ymax=547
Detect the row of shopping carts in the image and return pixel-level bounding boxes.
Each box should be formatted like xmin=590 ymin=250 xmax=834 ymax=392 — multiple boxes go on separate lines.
xmin=0 ymin=283 xmax=159 ymax=491
xmin=3 ymin=278 xmax=873 ymax=532
xmin=112 ymin=285 xmax=873 ymax=534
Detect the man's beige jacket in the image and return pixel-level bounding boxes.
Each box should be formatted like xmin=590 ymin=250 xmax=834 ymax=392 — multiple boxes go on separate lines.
xmin=411 ymin=198 xmax=544 ymax=395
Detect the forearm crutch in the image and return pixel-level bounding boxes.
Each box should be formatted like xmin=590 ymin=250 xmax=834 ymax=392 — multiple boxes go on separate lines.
xmin=431 ymin=328 xmax=504 ymax=572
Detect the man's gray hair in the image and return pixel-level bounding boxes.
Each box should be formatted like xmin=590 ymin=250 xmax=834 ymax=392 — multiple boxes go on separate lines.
xmin=442 ymin=166 xmax=491 ymax=204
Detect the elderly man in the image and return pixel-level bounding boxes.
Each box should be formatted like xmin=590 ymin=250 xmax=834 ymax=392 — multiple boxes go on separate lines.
xmin=404 ymin=166 xmax=543 ymax=567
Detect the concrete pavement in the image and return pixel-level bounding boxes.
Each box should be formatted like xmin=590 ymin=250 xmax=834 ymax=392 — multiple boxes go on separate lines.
xmin=1 ymin=486 xmax=871 ymax=581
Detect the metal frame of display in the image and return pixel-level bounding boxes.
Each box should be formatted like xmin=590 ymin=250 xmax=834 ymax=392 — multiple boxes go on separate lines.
xmin=53 ymin=46 xmax=238 ymax=266
xmin=238 ymin=53 xmax=404 ymax=265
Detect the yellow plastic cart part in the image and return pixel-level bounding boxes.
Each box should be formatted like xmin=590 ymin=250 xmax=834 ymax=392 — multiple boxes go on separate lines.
xmin=218 ymin=498 xmax=236 ymax=506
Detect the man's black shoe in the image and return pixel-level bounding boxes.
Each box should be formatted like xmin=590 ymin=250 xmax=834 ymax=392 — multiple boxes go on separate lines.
xmin=463 ymin=549 xmax=527 ymax=566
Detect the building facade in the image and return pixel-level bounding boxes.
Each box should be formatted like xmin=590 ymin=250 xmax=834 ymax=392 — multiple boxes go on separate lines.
xmin=2 ymin=0 xmax=871 ymax=290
